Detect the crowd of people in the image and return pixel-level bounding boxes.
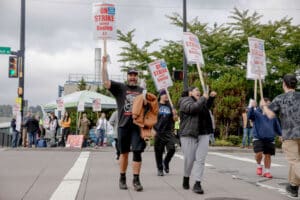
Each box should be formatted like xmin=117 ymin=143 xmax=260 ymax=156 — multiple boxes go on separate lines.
xmin=9 ymin=68 xmax=300 ymax=197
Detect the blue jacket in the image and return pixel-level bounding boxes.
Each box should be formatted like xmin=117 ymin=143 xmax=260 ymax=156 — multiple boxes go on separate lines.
xmin=248 ymin=107 xmax=282 ymax=142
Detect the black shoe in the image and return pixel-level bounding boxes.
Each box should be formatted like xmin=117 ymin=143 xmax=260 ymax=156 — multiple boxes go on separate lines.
xmin=193 ymin=181 xmax=204 ymax=194
xmin=182 ymin=177 xmax=190 ymax=190
xmin=157 ymin=169 xmax=164 ymax=176
xmin=286 ymin=183 xmax=298 ymax=197
xmin=163 ymin=160 xmax=169 ymax=173
xmin=119 ymin=177 xmax=128 ymax=190
xmin=133 ymin=179 xmax=143 ymax=191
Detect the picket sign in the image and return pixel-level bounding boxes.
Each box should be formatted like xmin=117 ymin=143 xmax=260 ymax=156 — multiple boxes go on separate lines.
xmin=148 ymin=59 xmax=174 ymax=107
xmin=183 ymin=32 xmax=207 ymax=93
xmin=66 ymin=135 xmax=84 ymax=148
xmin=248 ymin=37 xmax=267 ymax=100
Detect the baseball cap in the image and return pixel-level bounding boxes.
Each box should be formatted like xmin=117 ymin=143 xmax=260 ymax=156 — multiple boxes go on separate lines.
xmin=127 ymin=68 xmax=138 ymax=74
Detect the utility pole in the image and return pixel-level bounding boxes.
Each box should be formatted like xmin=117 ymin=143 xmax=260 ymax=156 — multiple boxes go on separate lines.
xmin=183 ymin=0 xmax=188 ymax=90
xmin=19 ymin=0 xmax=26 ymax=128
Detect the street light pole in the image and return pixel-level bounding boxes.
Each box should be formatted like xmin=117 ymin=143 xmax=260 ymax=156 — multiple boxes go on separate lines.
xmin=183 ymin=0 xmax=188 ymax=90
xmin=19 ymin=0 xmax=26 ymax=128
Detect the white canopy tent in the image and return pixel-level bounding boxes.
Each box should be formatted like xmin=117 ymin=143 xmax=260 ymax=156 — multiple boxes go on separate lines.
xmin=43 ymin=90 xmax=117 ymax=111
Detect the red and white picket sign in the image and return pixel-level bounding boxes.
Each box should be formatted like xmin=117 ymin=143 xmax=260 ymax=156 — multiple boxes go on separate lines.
xmin=93 ymin=3 xmax=116 ymax=40
xmin=148 ymin=59 xmax=173 ymax=91
xmin=248 ymin=37 xmax=267 ymax=78
xmin=183 ymin=32 xmax=205 ymax=65
xmin=56 ymin=97 xmax=64 ymax=111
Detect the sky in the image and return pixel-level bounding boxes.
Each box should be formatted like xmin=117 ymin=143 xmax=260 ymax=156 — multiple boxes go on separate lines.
xmin=0 ymin=0 xmax=299 ymax=106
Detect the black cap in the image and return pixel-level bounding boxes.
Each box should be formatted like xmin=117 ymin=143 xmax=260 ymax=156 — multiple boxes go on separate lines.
xmin=127 ymin=68 xmax=138 ymax=74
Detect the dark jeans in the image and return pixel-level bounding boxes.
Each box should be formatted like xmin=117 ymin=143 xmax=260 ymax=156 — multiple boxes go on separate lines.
xmin=96 ymin=129 xmax=105 ymax=146
xmin=114 ymin=138 xmax=120 ymax=157
xmin=12 ymin=130 xmax=19 ymax=148
xmin=60 ymin=127 xmax=70 ymax=146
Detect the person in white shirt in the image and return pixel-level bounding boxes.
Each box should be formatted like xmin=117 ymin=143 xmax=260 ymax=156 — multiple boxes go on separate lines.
xmin=96 ymin=112 xmax=108 ymax=147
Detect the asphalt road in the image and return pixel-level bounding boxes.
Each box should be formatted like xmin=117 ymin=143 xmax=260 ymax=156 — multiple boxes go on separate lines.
xmin=0 ymin=146 xmax=296 ymax=200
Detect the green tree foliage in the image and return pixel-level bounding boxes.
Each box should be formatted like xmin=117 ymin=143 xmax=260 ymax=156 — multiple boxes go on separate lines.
xmin=117 ymin=8 xmax=300 ymax=137
xmin=77 ymin=77 xmax=88 ymax=91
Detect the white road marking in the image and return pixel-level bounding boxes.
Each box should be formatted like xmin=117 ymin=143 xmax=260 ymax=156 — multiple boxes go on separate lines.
xmin=50 ymin=151 xmax=90 ymax=200
xmin=209 ymin=152 xmax=285 ymax=167
xmin=174 ymin=153 xmax=213 ymax=167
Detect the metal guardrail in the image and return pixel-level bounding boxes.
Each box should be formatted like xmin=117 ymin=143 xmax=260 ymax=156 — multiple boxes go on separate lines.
xmin=0 ymin=122 xmax=12 ymax=147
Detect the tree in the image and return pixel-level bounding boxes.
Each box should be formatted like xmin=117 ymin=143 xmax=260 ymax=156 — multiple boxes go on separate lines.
xmin=117 ymin=8 xmax=300 ymax=137
xmin=77 ymin=77 xmax=87 ymax=91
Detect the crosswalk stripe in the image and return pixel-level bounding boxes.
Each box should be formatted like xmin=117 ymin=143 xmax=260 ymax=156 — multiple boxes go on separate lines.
xmin=174 ymin=153 xmax=213 ymax=167
xmin=50 ymin=151 xmax=90 ymax=200
xmin=208 ymin=152 xmax=285 ymax=167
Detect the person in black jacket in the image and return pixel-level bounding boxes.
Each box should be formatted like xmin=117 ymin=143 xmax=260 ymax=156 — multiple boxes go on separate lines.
xmin=24 ymin=114 xmax=40 ymax=148
xmin=153 ymin=89 xmax=178 ymax=176
xmin=11 ymin=116 xmax=19 ymax=148
xmin=179 ymin=86 xmax=216 ymax=194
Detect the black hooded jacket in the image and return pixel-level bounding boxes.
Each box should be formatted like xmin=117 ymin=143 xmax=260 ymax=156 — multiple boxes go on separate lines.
xmin=179 ymin=95 xmax=215 ymax=138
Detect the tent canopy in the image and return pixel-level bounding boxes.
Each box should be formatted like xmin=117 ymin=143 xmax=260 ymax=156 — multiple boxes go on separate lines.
xmin=43 ymin=90 xmax=117 ymax=111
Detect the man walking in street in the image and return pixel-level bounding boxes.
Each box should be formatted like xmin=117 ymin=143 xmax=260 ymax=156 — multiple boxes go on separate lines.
xmin=262 ymin=74 xmax=300 ymax=197
xmin=102 ymin=56 xmax=145 ymax=191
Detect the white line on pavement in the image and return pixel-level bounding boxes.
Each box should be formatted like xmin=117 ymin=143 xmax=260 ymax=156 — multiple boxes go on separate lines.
xmin=50 ymin=151 xmax=90 ymax=200
xmin=208 ymin=152 xmax=285 ymax=167
xmin=174 ymin=153 xmax=213 ymax=167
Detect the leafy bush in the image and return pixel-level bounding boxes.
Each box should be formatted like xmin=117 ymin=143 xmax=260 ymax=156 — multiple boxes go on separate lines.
xmin=227 ymin=135 xmax=242 ymax=146
xmin=214 ymin=139 xmax=233 ymax=146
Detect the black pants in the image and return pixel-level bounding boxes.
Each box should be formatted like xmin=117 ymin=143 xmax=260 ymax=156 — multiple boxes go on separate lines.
xmin=60 ymin=127 xmax=70 ymax=146
xmin=154 ymin=136 xmax=175 ymax=170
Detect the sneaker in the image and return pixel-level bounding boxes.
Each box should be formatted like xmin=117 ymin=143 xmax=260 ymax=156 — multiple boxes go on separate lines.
xmin=182 ymin=177 xmax=190 ymax=190
xmin=256 ymin=167 xmax=263 ymax=176
xmin=157 ymin=169 xmax=164 ymax=176
xmin=119 ymin=177 xmax=128 ymax=190
xmin=263 ymin=172 xmax=272 ymax=178
xmin=163 ymin=160 xmax=169 ymax=174
xmin=192 ymin=181 xmax=204 ymax=194
xmin=133 ymin=179 xmax=143 ymax=191
xmin=286 ymin=183 xmax=299 ymax=197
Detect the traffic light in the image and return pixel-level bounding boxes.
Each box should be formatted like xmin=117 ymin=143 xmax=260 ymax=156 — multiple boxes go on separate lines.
xmin=173 ymin=70 xmax=183 ymax=81
xmin=8 ymin=56 xmax=18 ymax=78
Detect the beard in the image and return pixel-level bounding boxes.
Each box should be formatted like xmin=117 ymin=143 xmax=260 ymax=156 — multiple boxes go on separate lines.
xmin=127 ymin=79 xmax=138 ymax=86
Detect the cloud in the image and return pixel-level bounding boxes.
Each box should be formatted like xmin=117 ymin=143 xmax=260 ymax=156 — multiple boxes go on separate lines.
xmin=0 ymin=0 xmax=299 ymax=106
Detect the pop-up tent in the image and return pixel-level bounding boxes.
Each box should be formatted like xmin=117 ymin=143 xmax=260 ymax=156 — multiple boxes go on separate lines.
xmin=43 ymin=90 xmax=117 ymax=111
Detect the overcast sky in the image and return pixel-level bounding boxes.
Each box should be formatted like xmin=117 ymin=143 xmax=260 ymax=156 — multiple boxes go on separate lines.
xmin=0 ymin=0 xmax=299 ymax=106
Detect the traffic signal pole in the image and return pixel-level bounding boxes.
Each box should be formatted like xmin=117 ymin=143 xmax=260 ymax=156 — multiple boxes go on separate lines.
xmin=19 ymin=0 xmax=25 ymax=128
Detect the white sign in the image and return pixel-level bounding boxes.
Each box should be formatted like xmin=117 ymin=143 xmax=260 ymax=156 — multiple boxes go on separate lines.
xmin=148 ymin=59 xmax=173 ymax=91
xmin=77 ymin=101 xmax=85 ymax=112
xmin=92 ymin=98 xmax=101 ymax=112
xmin=56 ymin=98 xmax=64 ymax=111
xmin=248 ymin=37 xmax=267 ymax=77
xmin=93 ymin=3 xmax=116 ymax=40
xmin=183 ymin=32 xmax=205 ymax=65
xmin=16 ymin=111 xmax=21 ymax=132
xmin=246 ymin=53 xmax=266 ymax=80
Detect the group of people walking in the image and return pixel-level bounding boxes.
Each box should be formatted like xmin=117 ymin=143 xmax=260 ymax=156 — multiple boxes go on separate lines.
xmin=102 ymin=55 xmax=300 ymax=197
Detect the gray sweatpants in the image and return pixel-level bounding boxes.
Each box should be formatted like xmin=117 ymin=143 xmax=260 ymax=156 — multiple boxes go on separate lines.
xmin=180 ymin=134 xmax=210 ymax=181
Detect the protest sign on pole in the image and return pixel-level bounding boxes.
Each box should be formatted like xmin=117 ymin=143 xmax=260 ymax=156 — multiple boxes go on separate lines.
xmin=248 ymin=37 xmax=267 ymax=100
xmin=93 ymin=3 xmax=116 ymax=40
xmin=77 ymin=101 xmax=85 ymax=112
xmin=183 ymin=32 xmax=204 ymax=65
xmin=148 ymin=59 xmax=173 ymax=91
xmin=183 ymin=32 xmax=207 ymax=93
xmin=56 ymin=97 xmax=64 ymax=111
xmin=92 ymin=98 xmax=102 ymax=112
xmin=148 ymin=59 xmax=174 ymax=107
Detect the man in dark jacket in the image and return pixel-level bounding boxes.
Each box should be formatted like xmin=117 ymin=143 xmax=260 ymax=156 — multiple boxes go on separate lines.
xmin=11 ymin=116 xmax=19 ymax=148
xmin=24 ymin=114 xmax=39 ymax=148
xmin=179 ymin=86 xmax=216 ymax=194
